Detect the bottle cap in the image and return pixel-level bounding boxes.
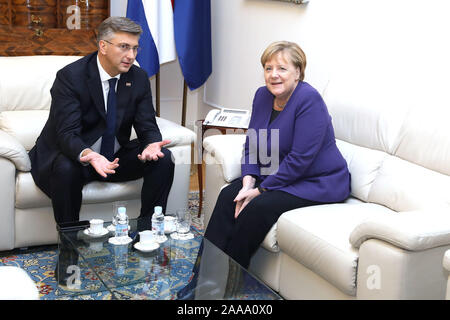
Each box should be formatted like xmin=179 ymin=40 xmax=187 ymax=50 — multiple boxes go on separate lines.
xmin=154 ymin=206 xmax=162 ymax=214
xmin=118 ymin=207 xmax=126 ymax=214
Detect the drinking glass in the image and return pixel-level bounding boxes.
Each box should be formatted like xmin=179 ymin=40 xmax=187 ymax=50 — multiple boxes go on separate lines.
xmin=171 ymin=208 xmax=194 ymax=240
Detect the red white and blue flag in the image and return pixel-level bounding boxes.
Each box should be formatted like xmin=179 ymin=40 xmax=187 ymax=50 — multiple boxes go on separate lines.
xmin=126 ymin=0 xmax=212 ymax=90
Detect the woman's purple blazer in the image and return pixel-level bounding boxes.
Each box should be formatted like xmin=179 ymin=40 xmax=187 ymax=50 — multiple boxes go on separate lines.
xmin=241 ymin=82 xmax=351 ymax=203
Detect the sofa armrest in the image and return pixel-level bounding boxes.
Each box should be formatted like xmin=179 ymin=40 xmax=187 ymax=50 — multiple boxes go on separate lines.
xmin=0 ymin=130 xmax=31 ymax=172
xmin=203 ymin=134 xmax=246 ymax=183
xmin=444 ymin=250 xmax=450 ymax=272
xmin=445 ymin=250 xmax=450 ymax=300
xmin=350 ymin=208 xmax=450 ymax=251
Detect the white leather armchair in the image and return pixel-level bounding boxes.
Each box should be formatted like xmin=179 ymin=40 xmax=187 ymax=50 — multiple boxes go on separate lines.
xmin=0 ymin=266 xmax=39 ymax=300
xmin=0 ymin=55 xmax=195 ymax=251
xmin=444 ymin=250 xmax=450 ymax=299
xmin=202 ymin=79 xmax=450 ymax=299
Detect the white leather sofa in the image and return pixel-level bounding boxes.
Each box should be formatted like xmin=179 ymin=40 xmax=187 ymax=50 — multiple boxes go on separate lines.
xmin=444 ymin=250 xmax=450 ymax=299
xmin=0 ymin=55 xmax=195 ymax=251
xmin=202 ymin=79 xmax=450 ymax=299
xmin=0 ymin=266 xmax=39 ymax=300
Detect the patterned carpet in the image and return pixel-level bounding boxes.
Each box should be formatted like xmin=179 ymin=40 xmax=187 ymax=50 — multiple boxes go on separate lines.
xmin=0 ymin=192 xmax=205 ymax=300
xmin=0 ymin=192 xmax=280 ymax=300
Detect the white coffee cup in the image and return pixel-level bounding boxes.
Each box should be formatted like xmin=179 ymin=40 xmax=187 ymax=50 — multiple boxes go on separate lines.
xmin=139 ymin=230 xmax=154 ymax=245
xmin=89 ymin=219 xmax=104 ymax=234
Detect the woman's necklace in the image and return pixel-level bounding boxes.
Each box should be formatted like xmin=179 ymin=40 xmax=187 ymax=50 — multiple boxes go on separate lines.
xmin=273 ymin=100 xmax=286 ymax=111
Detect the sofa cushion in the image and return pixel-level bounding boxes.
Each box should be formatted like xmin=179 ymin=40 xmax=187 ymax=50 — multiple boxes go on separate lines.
xmin=323 ymin=78 xmax=409 ymax=155
xmin=0 ymin=130 xmax=31 ymax=171
xmin=0 ymin=110 xmax=49 ymax=151
xmin=277 ymin=202 xmax=395 ymax=296
xmin=368 ymin=155 xmax=450 ymax=212
xmin=203 ymin=134 xmax=246 ymax=182
xmin=394 ymin=104 xmax=450 ymax=177
xmin=0 ymin=110 xmax=195 ymax=152
xmin=0 ymin=55 xmax=81 ymax=112
xmin=15 ymin=172 xmax=142 ymax=209
xmin=336 ymin=139 xmax=387 ymax=202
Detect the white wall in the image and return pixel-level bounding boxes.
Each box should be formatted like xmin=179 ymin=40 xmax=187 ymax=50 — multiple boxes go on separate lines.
xmin=113 ymin=0 xmax=450 ymax=123
xmin=204 ymin=0 xmax=450 ymax=115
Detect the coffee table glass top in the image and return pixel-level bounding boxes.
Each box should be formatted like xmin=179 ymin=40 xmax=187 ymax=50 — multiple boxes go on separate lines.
xmin=56 ymin=217 xmax=281 ymax=300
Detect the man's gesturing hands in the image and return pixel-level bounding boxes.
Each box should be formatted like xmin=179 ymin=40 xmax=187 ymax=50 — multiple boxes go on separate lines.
xmin=138 ymin=139 xmax=171 ymax=162
xmin=80 ymin=150 xmax=119 ymax=178
xmin=80 ymin=140 xmax=171 ymax=178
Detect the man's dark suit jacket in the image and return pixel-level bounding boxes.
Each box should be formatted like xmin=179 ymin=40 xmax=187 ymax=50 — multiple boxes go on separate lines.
xmin=29 ymin=52 xmax=162 ymax=197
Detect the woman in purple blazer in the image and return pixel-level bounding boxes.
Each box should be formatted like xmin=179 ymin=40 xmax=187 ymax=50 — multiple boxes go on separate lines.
xmin=204 ymin=41 xmax=351 ymax=268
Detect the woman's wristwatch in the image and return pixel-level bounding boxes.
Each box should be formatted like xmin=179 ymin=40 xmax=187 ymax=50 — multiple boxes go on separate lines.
xmin=257 ymin=186 xmax=268 ymax=194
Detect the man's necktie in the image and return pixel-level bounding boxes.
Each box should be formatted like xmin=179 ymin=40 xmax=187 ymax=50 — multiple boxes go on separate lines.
xmin=100 ymin=78 xmax=117 ymax=161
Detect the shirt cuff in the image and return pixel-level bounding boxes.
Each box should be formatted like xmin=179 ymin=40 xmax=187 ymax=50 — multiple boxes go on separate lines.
xmin=78 ymin=148 xmax=91 ymax=167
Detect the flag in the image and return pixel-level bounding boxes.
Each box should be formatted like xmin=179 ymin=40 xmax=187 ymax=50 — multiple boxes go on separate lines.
xmin=173 ymin=0 xmax=212 ymax=90
xmin=127 ymin=0 xmax=212 ymax=90
xmin=126 ymin=0 xmax=176 ymax=77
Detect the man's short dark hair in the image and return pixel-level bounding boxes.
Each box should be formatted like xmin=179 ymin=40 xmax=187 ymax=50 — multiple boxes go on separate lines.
xmin=97 ymin=16 xmax=143 ymax=43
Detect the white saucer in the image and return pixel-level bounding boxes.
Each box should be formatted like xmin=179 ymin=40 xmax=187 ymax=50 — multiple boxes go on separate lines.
xmin=170 ymin=232 xmax=194 ymax=240
xmin=108 ymin=236 xmax=132 ymax=245
xmin=83 ymin=228 xmax=109 ymax=238
xmin=134 ymin=241 xmax=159 ymax=252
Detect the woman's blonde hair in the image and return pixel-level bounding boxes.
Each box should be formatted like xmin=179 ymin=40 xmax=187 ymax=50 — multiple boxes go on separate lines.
xmin=260 ymin=41 xmax=307 ymax=82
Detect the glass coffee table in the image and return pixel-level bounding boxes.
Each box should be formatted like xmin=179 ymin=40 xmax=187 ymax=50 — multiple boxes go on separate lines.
xmin=56 ymin=217 xmax=281 ymax=300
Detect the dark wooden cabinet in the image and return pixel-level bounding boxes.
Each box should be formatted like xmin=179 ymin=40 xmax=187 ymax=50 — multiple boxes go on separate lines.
xmin=0 ymin=0 xmax=109 ymax=56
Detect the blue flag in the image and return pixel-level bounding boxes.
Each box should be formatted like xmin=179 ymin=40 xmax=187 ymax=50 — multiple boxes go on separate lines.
xmin=173 ymin=0 xmax=212 ymax=90
xmin=127 ymin=0 xmax=212 ymax=90
xmin=126 ymin=0 xmax=160 ymax=77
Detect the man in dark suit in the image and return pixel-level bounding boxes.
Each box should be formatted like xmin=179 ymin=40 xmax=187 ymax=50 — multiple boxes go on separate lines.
xmin=29 ymin=17 xmax=175 ymax=225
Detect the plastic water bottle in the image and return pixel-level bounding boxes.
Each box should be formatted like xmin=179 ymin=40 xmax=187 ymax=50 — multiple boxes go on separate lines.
xmin=114 ymin=207 xmax=129 ymax=238
xmin=152 ymin=206 xmax=166 ymax=243
xmin=114 ymin=244 xmax=128 ymax=276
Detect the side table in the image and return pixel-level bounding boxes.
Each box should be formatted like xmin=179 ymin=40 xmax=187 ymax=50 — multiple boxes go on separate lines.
xmin=195 ymin=120 xmax=247 ymax=217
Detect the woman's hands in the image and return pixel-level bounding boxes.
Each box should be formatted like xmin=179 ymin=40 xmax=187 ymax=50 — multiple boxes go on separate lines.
xmin=234 ymin=188 xmax=261 ymax=218
xmin=234 ymin=175 xmax=261 ymax=218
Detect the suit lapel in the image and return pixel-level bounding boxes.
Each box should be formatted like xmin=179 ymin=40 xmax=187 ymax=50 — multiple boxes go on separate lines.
xmin=116 ymin=71 xmax=132 ymax=129
xmin=87 ymin=53 xmax=107 ymax=120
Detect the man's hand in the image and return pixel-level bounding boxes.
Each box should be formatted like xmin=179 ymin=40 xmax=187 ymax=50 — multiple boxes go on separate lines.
xmin=137 ymin=139 xmax=171 ymax=162
xmin=80 ymin=150 xmax=119 ymax=178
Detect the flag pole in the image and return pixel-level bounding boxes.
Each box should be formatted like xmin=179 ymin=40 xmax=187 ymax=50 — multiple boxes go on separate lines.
xmin=182 ymin=80 xmax=187 ymax=127
xmin=156 ymin=72 xmax=161 ymax=117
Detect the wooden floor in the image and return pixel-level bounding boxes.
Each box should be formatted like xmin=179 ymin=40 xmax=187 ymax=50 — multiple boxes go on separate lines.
xmin=189 ymin=163 xmax=205 ymax=192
